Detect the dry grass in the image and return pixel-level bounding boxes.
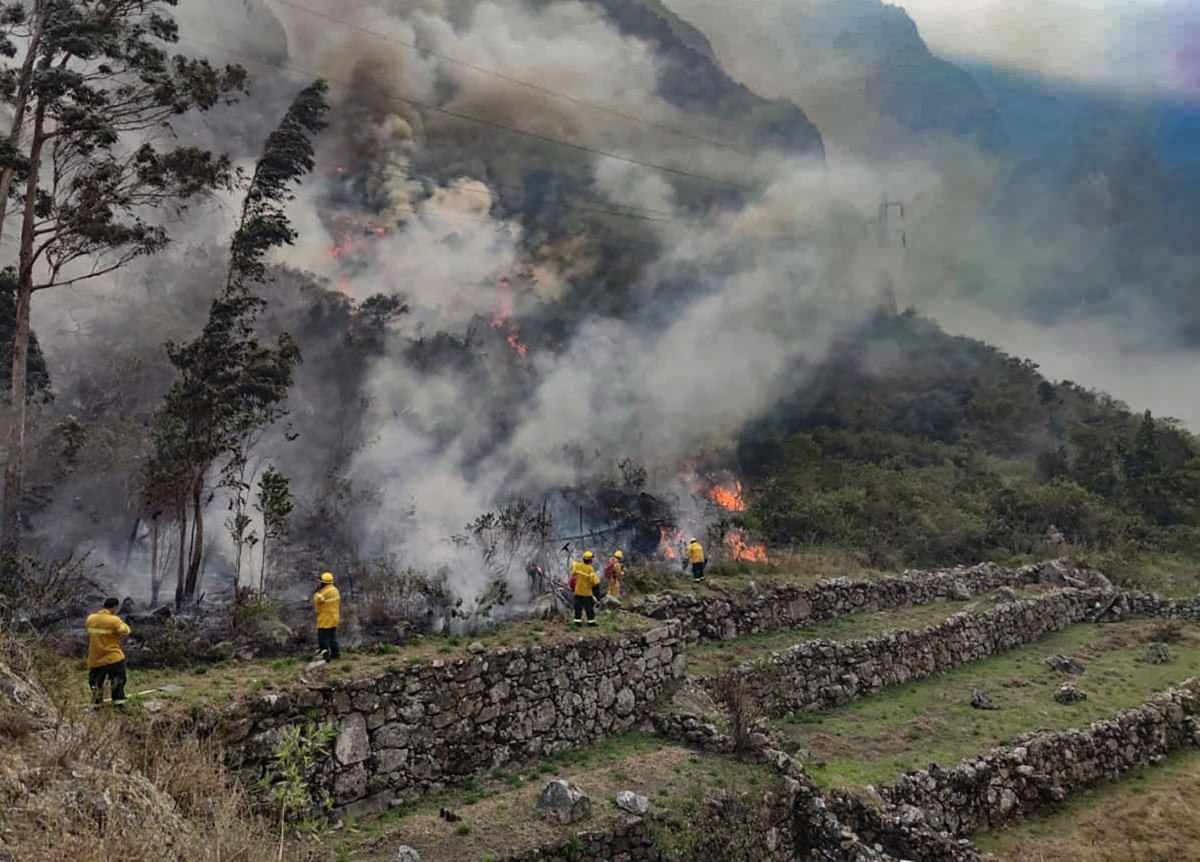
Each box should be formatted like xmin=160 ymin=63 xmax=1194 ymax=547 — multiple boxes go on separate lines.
xmin=0 ymin=636 xmax=308 ymax=862
xmin=625 ymin=548 xmax=888 ymax=598
xmin=978 ymin=750 xmax=1200 ymax=861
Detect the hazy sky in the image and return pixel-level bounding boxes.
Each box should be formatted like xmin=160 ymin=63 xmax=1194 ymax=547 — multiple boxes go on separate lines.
xmin=900 ymin=0 xmax=1198 ymax=96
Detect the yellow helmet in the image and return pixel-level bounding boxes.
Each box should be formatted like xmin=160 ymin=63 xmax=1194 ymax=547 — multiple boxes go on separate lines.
xmin=614 ymin=550 xmax=624 ymax=560
xmin=582 ymin=550 xmax=594 ymax=561
xmin=320 ymin=572 xmax=334 ymax=583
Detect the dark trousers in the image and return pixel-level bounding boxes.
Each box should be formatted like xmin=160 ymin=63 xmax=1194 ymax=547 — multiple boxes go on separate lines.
xmin=573 ymin=595 xmax=596 ymax=624
xmin=318 ymin=627 xmax=340 ymax=660
xmin=691 ymin=561 xmax=707 ymax=581
xmin=89 ymin=660 xmax=127 ymax=704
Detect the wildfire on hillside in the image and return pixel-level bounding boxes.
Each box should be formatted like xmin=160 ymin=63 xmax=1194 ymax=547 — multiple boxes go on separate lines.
xmin=707 ymin=480 xmax=747 ymax=512
xmin=491 ymin=276 xmax=530 ymax=359
xmin=725 ymin=529 xmax=767 ymax=562
xmin=506 ymin=333 xmax=529 ymax=357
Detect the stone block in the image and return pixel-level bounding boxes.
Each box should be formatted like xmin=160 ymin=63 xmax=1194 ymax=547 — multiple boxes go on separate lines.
xmin=335 ymin=713 xmax=370 ymax=766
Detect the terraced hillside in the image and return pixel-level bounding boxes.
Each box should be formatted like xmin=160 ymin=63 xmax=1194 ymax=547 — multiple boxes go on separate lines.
xmin=75 ymin=559 xmax=1197 ymax=861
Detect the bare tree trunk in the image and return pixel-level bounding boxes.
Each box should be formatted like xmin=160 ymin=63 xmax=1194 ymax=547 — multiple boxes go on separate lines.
xmin=2 ymin=97 xmax=47 ymax=550
xmin=184 ymin=478 xmax=204 ymax=600
xmin=0 ymin=3 xmax=44 ymax=246
xmin=174 ymin=505 xmax=187 ymax=610
xmin=259 ymin=530 xmax=268 ymax=594
xmin=149 ymin=518 xmax=160 ymax=607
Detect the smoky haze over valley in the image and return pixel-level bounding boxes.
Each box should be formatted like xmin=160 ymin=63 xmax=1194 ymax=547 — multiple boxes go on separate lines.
xmin=11 ymin=0 xmax=1200 ymax=601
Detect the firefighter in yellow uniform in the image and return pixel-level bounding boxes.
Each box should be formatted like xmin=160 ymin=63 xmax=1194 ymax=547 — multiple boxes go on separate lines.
xmin=314 ymin=571 xmax=341 ymax=660
xmin=571 ymin=551 xmax=600 ymax=626
xmin=688 ymin=538 xmax=706 ymax=582
xmin=604 ymin=550 xmax=625 ymax=599
xmin=85 ymin=597 xmax=131 ymax=705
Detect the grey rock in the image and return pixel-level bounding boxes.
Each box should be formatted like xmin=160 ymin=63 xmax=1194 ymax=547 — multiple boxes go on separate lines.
xmin=994 ymin=587 xmax=1020 ymax=603
xmin=537 ymin=779 xmax=591 ymax=824
xmin=1054 ymin=683 xmax=1087 ymax=704
xmin=1144 ymin=642 xmax=1172 ymax=665
xmin=950 ymin=580 xmax=973 ymax=601
xmin=467 ymin=641 xmax=486 ymax=655
xmin=615 ymin=790 xmax=650 ymax=816
xmin=1044 ymin=654 xmax=1085 ymax=674
xmin=393 ymin=848 xmax=421 ymax=862
xmin=970 ymin=688 xmax=998 ymax=710
xmin=335 ymin=713 xmax=370 ymax=765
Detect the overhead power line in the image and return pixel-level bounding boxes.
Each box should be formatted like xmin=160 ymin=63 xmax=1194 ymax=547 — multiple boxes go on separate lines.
xmin=381 ymin=165 xmax=715 ymax=226
xmin=180 ymin=34 xmax=755 ymax=194
xmin=264 ymin=0 xmax=752 ymax=157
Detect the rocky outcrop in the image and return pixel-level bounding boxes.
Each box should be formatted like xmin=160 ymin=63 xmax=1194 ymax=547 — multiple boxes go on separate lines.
xmin=879 ymin=682 xmax=1200 ymax=836
xmin=213 ymin=623 xmax=685 ymax=813
xmin=630 ymin=560 xmax=1100 ymax=643
xmin=733 ymin=589 xmax=1108 ymax=717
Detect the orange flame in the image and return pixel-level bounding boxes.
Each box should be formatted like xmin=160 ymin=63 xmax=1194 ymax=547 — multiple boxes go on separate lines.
xmin=725 ymin=529 xmax=767 ymax=562
xmin=506 ymin=332 xmax=529 ymax=357
xmin=708 ymin=481 xmax=747 ymax=512
xmin=659 ymin=526 xmax=682 ymax=560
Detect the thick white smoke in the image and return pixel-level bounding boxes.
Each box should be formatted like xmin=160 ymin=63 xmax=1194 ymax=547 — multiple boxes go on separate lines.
xmin=18 ymin=0 xmax=1199 ymax=607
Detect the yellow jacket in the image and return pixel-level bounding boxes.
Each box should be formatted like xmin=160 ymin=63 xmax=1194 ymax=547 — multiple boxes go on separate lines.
xmin=85 ymin=609 xmax=130 ymax=669
xmin=571 ymin=561 xmax=599 ymax=597
xmin=688 ymin=541 xmax=706 ymax=564
xmin=314 ymin=584 xmax=341 ymax=628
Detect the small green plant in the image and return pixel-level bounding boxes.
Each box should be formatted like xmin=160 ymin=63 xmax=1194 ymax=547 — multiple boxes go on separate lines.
xmin=456 ymin=823 xmax=472 ymax=836
xmin=260 ymin=721 xmax=337 ymax=861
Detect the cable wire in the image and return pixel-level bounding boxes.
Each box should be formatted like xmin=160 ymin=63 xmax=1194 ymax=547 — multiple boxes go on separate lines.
xmin=179 ymin=33 xmax=756 ymax=194
xmin=264 ymin=0 xmax=752 ymax=156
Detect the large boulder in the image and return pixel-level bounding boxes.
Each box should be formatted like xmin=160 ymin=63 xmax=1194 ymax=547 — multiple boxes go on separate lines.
xmin=1044 ymin=654 xmax=1086 ymax=674
xmin=970 ymin=689 xmax=998 ymax=710
xmin=537 ymin=779 xmax=591 ymax=824
xmin=1144 ymin=643 xmax=1172 ymax=665
xmin=615 ymin=790 xmax=650 ymax=816
xmin=1054 ymin=684 xmax=1087 ymax=704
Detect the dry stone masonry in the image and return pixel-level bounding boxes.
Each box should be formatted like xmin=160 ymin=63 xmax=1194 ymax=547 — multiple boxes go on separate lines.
xmin=630 ymin=560 xmax=1106 ymax=642
xmin=879 ymin=681 xmax=1200 ymax=836
xmin=215 ymin=622 xmax=684 ymax=812
xmin=732 ymin=589 xmax=1109 ymax=717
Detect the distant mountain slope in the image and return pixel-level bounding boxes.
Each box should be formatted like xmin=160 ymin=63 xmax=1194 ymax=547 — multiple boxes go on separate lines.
xmin=663 ymin=0 xmax=1006 ymax=157
xmin=584 ymin=0 xmax=825 ymax=156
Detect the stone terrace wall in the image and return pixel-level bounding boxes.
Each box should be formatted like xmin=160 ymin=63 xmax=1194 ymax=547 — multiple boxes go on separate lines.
xmin=215 ymin=622 xmax=685 ymax=813
xmin=880 ymin=681 xmax=1200 ymax=836
xmin=630 ymin=560 xmax=1104 ymax=642
xmin=502 ymin=817 xmax=663 ymax=862
xmin=736 ymin=589 xmax=1108 ymax=717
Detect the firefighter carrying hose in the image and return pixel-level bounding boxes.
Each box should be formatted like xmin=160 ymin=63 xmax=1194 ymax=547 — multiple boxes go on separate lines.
xmin=571 ymin=551 xmax=600 ymax=626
